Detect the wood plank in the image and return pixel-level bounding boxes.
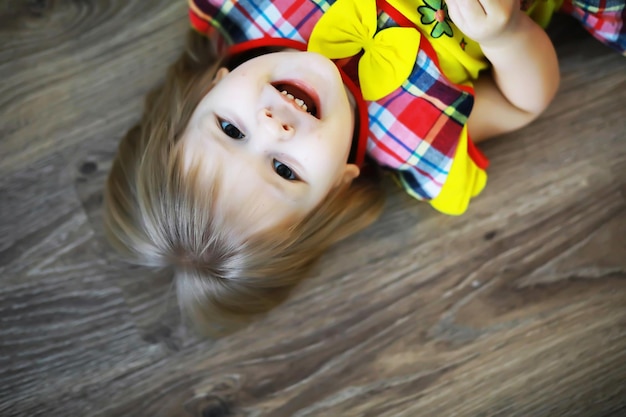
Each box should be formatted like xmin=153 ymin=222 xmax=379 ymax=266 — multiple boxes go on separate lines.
xmin=0 ymin=3 xmax=625 ymax=417
xmin=0 ymin=0 xmax=188 ymax=174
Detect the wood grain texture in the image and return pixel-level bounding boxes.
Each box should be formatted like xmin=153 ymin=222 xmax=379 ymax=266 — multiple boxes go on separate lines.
xmin=0 ymin=2 xmax=625 ymax=417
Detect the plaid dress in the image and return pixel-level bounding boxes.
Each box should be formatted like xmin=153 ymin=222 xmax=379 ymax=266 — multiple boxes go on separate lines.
xmin=189 ymin=0 xmax=624 ymax=215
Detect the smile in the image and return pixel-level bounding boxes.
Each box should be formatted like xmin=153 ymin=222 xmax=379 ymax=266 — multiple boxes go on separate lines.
xmin=272 ymin=81 xmax=321 ymax=118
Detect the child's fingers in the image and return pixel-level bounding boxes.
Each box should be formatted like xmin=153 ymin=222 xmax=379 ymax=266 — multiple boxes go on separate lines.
xmin=446 ymin=0 xmax=488 ymax=21
xmin=445 ymin=0 xmax=487 ymax=36
xmin=444 ymin=0 xmax=460 ymax=21
xmin=480 ymin=0 xmax=517 ymax=19
xmin=446 ymin=0 xmax=519 ymax=44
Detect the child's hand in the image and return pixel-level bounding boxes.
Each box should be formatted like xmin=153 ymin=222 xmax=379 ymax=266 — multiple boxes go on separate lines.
xmin=446 ymin=0 xmax=559 ymax=141
xmin=445 ymin=0 xmax=521 ymax=47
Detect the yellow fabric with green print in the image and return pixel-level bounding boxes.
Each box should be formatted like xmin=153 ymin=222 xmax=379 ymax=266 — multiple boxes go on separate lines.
xmin=388 ymin=0 xmax=489 ymax=85
xmin=388 ymin=0 xmax=563 ymax=85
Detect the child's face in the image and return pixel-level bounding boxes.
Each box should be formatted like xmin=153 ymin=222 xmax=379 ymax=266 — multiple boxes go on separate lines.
xmin=183 ymin=51 xmax=360 ymax=232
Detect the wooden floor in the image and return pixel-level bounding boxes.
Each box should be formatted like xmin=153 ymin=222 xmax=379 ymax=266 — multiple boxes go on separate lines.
xmin=1 ymin=2 xmax=625 ymax=417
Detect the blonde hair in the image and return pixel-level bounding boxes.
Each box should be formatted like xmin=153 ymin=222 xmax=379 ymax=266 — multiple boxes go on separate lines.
xmin=103 ymin=31 xmax=385 ymax=329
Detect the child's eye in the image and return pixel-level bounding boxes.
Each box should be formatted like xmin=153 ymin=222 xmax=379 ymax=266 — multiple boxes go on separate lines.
xmin=273 ymin=159 xmax=298 ymax=181
xmin=218 ymin=118 xmax=245 ymax=139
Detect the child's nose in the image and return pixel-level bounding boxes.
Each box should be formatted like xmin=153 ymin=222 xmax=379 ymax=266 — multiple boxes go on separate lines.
xmin=259 ymin=108 xmax=295 ymax=140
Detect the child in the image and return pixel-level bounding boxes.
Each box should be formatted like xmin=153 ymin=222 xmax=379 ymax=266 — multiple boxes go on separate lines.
xmin=104 ymin=0 xmax=625 ymax=327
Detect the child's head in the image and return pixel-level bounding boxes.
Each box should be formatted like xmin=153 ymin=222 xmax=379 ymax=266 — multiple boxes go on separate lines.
xmin=103 ymin=31 xmax=384 ymax=327
xmin=183 ymin=50 xmax=364 ymax=233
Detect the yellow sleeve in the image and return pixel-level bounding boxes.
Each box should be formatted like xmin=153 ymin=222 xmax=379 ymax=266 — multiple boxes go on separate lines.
xmin=429 ymin=126 xmax=487 ymax=215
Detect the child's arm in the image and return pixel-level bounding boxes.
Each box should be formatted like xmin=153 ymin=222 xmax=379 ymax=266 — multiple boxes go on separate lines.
xmin=446 ymin=0 xmax=560 ymax=142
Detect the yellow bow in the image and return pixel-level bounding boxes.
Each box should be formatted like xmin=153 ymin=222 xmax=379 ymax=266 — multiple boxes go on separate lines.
xmin=308 ymin=0 xmax=421 ymax=101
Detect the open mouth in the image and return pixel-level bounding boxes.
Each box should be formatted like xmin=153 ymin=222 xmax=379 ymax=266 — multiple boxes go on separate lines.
xmin=272 ymin=81 xmax=321 ymax=119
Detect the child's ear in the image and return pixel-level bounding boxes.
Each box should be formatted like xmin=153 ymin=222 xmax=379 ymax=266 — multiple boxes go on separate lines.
xmin=212 ymin=67 xmax=229 ymax=85
xmin=340 ymin=164 xmax=360 ymax=185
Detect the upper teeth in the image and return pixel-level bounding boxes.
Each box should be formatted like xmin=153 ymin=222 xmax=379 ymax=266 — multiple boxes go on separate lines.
xmin=281 ymin=90 xmax=309 ymax=113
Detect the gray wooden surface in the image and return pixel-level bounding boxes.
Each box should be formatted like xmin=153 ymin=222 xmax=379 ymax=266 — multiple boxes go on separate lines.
xmin=1 ymin=2 xmax=625 ymax=417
